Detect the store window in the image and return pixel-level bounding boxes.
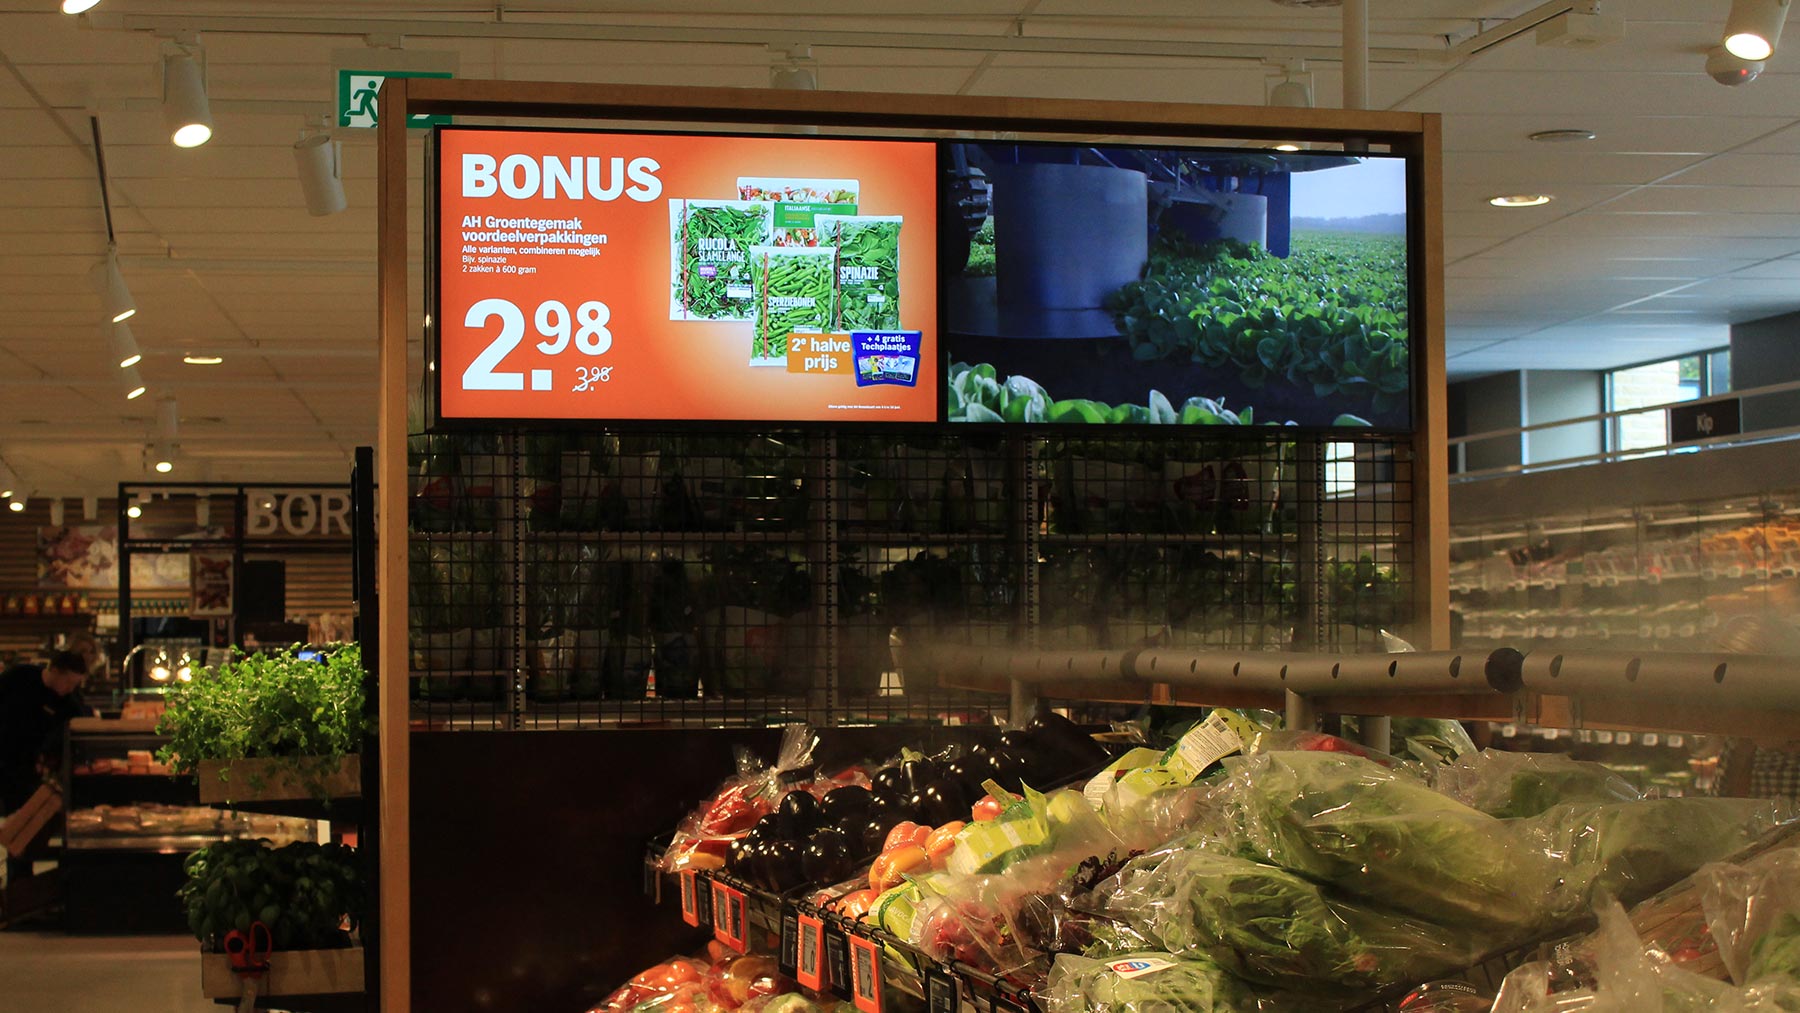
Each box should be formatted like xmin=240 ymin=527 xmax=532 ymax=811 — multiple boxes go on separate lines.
xmin=1605 ymin=348 xmax=1730 ymax=456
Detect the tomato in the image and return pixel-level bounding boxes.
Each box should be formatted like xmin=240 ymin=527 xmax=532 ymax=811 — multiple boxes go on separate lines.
xmin=971 ymin=795 xmax=1004 ymax=822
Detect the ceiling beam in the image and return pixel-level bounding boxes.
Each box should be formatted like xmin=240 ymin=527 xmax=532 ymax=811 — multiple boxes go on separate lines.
xmin=90 ymin=11 xmax=1441 ymax=65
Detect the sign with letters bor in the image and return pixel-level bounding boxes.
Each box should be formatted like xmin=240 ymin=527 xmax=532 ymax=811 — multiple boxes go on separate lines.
xmin=245 ymin=491 xmax=354 ymax=539
xmin=432 ymin=127 xmax=937 ymax=424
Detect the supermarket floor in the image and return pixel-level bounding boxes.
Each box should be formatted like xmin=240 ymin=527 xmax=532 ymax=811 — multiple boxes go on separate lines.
xmin=0 ymin=931 xmax=215 ymax=1012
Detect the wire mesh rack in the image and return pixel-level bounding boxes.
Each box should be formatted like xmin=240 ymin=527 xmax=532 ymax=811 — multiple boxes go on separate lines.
xmin=407 ymin=428 xmax=1415 ymax=729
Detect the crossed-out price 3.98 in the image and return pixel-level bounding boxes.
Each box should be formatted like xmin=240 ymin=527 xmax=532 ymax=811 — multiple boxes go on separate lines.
xmin=460 ymin=297 xmax=613 ymax=392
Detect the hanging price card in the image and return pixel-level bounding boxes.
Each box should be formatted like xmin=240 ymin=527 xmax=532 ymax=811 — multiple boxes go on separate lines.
xmin=712 ymin=883 xmax=748 ymax=952
xmin=848 ymin=934 xmax=883 ymax=1013
xmin=823 ymin=924 xmax=853 ymax=1000
xmin=679 ymin=871 xmax=700 ymax=927
xmin=925 ymin=966 xmax=959 ymax=1013
xmin=778 ymin=908 xmax=801 ymax=978
xmin=795 ymin=914 xmax=826 ymax=991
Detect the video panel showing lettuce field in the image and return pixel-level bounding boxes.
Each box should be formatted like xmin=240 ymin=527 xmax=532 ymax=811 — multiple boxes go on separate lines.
xmin=941 ymin=142 xmax=1412 ymax=429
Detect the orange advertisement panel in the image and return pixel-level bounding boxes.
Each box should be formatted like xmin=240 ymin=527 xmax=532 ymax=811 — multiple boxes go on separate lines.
xmin=434 ymin=127 xmax=938 ymax=423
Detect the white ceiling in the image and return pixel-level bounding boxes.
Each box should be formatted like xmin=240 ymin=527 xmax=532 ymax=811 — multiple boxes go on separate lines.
xmin=0 ymin=0 xmax=1795 ymax=494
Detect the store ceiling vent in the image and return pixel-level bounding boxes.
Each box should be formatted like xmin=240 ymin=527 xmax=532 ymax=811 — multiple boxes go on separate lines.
xmin=1537 ymin=12 xmax=1625 ymax=48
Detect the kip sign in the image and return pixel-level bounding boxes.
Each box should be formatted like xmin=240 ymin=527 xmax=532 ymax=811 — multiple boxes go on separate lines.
xmin=246 ymin=491 xmax=354 ymax=539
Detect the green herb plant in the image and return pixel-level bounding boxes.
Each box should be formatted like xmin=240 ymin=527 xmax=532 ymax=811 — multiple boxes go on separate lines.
xmin=751 ymin=248 xmax=834 ymax=363
xmin=963 ymin=217 xmax=996 ymax=278
xmin=180 ymin=839 xmax=362 ymax=952
xmin=1107 ymin=233 xmax=1409 ymax=414
xmin=156 ymin=643 xmax=369 ymax=800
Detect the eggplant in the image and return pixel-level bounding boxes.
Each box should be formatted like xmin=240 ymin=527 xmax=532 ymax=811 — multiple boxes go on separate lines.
xmin=778 ymin=790 xmax=821 ymax=836
xmin=754 ymin=813 xmax=784 ymax=838
xmin=856 ymin=815 xmax=890 ymax=855
xmin=1027 ymin=711 xmax=1111 ymax=766
xmin=918 ymin=780 xmax=968 ymax=825
xmin=726 ymin=835 xmax=755 ymax=876
xmin=803 ymin=828 xmax=856 ymax=885
xmin=765 ymin=839 xmax=805 ymax=892
xmin=872 ymin=766 xmax=907 ymax=794
xmin=900 ymin=757 xmax=942 ymax=793
xmin=990 ymin=747 xmax=1032 ymax=792
xmin=819 ymin=786 xmax=872 ymax=822
xmin=869 ymin=788 xmax=916 ymax=822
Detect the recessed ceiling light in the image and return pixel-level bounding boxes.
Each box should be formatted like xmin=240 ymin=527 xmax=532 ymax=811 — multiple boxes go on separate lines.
xmin=1489 ymin=194 xmax=1554 ymax=207
xmin=1529 ymin=129 xmax=1596 ymax=143
xmin=183 ymin=355 xmax=224 ymax=365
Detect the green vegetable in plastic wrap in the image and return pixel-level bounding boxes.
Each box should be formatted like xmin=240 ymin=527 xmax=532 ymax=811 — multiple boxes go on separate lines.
xmin=1099 ymin=843 xmax=1487 ymax=996
xmin=1749 ymin=914 xmax=1800 ymax=985
xmin=1041 ymin=952 xmax=1275 ymax=1013
xmin=819 ymin=215 xmax=901 ymax=331
xmin=670 ymin=199 xmax=771 ymax=321
xmin=750 ymin=246 xmax=834 ymax=365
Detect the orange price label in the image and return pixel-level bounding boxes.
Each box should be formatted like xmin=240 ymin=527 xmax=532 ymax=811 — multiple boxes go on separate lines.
xmin=786 ymin=333 xmax=854 ymax=375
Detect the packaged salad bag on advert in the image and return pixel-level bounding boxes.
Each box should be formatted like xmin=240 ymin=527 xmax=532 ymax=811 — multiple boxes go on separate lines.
xmin=749 ymin=245 xmax=834 ymax=367
xmin=815 ymin=214 xmax=902 ymax=331
xmin=669 ymin=199 xmax=773 ymax=322
xmin=738 ymin=177 xmax=858 ymax=246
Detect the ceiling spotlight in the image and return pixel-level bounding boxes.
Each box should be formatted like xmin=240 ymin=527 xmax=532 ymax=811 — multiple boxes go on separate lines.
xmin=1274 ymin=143 xmax=1303 ymax=152
xmin=1708 ymin=45 xmax=1766 ymax=85
xmin=0 ymin=462 xmax=16 ymax=499
xmin=293 ymin=131 xmax=347 ymax=217
xmin=183 ymin=355 xmax=224 ymax=365
xmin=122 ymin=364 xmax=146 ymax=401
xmin=109 ymin=321 xmax=142 ymax=369
xmin=1724 ymin=0 xmax=1790 ymax=61
xmin=153 ymin=451 xmax=174 ymax=474
xmin=1489 ymin=194 xmax=1554 ymax=207
xmin=1529 ymin=129 xmax=1597 ymax=143
xmin=126 ymin=502 xmax=143 ymax=519
xmin=1269 ymin=80 xmax=1312 ymax=107
xmin=163 ymin=50 xmax=214 ymax=148
xmin=61 ymin=0 xmax=101 ymax=13
xmin=7 ymin=499 xmax=24 ymax=514
xmin=92 ymin=247 xmax=137 ymax=323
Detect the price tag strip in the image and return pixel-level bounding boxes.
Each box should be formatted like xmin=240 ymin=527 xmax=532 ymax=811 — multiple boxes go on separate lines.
xmin=924 ymin=965 xmax=959 ymax=1013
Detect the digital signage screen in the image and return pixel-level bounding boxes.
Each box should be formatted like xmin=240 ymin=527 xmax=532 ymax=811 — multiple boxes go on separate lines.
xmin=433 ymin=127 xmax=939 ymax=424
xmin=940 ymin=141 xmax=1414 ymax=430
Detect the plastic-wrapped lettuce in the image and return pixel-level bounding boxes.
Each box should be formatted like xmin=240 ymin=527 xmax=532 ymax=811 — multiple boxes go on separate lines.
xmin=1703 ymin=843 xmax=1800 ymax=985
xmin=1217 ymin=751 xmax=1790 ymax=936
xmin=1096 ymin=840 xmax=1489 ymax=995
xmin=1432 ymin=749 xmax=1643 ymax=818
xmin=1041 ymin=951 xmax=1311 ymax=1013
xmin=1217 ymin=750 xmax=1555 ymax=933
xmin=1531 ymin=797 xmax=1791 ymax=918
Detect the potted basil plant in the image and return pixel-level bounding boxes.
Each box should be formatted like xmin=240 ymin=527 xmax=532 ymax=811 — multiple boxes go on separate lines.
xmin=157 ymin=644 xmax=369 ymax=804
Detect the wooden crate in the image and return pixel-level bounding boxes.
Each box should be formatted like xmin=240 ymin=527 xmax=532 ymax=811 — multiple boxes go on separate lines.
xmin=200 ymin=946 xmax=365 ymax=998
xmin=197 ymin=755 xmax=361 ymax=804
xmin=0 ymin=785 xmax=60 ymax=855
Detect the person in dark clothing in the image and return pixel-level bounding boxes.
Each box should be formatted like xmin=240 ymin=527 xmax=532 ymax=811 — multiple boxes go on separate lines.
xmin=1 ymin=651 xmax=87 ymax=883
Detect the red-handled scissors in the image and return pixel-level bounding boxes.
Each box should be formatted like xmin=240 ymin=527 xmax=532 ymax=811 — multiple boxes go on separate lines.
xmin=223 ymin=921 xmax=272 ymax=1012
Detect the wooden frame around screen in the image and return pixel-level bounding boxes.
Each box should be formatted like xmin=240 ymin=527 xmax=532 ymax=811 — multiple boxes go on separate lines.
xmin=376 ymin=75 xmax=1448 ymax=1012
